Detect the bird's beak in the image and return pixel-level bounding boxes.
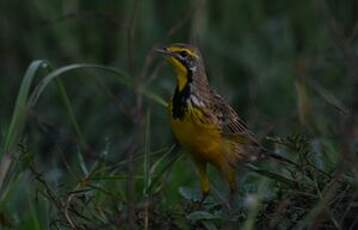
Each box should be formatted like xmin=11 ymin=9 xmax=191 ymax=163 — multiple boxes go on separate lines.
xmin=155 ymin=47 xmax=176 ymax=58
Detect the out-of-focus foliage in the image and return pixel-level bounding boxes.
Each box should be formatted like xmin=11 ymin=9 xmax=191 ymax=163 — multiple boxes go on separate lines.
xmin=0 ymin=0 xmax=357 ymax=229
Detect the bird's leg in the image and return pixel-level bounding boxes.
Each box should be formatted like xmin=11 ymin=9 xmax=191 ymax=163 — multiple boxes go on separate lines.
xmin=199 ymin=190 xmax=209 ymax=205
xmin=194 ymin=159 xmax=210 ymax=204
xmin=221 ymin=164 xmax=238 ymax=210
xmin=228 ymin=185 xmax=237 ymax=210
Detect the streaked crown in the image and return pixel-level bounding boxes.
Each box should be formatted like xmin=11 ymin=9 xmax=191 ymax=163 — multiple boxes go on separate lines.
xmin=156 ymin=43 xmax=203 ymax=72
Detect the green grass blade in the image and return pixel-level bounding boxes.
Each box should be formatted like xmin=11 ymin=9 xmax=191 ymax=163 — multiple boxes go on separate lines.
xmin=28 ymin=193 xmax=42 ymax=230
xmin=307 ymin=78 xmax=349 ymax=115
xmin=143 ymin=109 xmax=151 ymax=195
xmin=77 ymin=147 xmax=89 ymax=176
xmin=147 ymin=145 xmax=179 ymax=193
xmin=246 ymin=163 xmax=297 ymax=187
xmin=143 ymin=109 xmax=151 ymax=230
xmin=0 ymin=60 xmax=48 ymax=194
xmin=27 ymin=63 xmax=166 ymax=109
xmin=28 ymin=64 xmax=131 ymax=108
xmin=3 ymin=60 xmax=49 ymax=153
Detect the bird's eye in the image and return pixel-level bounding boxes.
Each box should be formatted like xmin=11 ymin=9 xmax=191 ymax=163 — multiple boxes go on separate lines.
xmin=179 ymin=50 xmax=188 ymax=58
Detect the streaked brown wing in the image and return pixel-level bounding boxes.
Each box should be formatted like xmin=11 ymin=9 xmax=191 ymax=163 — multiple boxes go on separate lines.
xmin=209 ymin=90 xmax=259 ymax=145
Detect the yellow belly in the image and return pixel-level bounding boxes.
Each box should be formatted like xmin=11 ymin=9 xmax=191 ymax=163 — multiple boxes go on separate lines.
xmin=168 ymin=102 xmax=240 ymax=192
xmin=170 ymin=113 xmax=223 ymax=163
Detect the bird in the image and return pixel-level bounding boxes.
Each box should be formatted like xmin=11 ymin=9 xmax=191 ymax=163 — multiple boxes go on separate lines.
xmin=156 ymin=43 xmax=263 ymax=201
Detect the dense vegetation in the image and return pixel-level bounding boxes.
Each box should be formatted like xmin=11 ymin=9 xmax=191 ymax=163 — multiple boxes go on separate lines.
xmin=0 ymin=0 xmax=357 ymax=229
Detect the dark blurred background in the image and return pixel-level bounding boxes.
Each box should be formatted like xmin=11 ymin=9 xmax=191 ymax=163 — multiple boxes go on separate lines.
xmin=1 ymin=0 xmax=356 ymax=134
xmin=0 ymin=0 xmax=357 ymax=229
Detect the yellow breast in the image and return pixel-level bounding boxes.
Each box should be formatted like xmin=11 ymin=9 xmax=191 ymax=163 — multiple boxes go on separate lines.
xmin=168 ymin=104 xmax=224 ymax=163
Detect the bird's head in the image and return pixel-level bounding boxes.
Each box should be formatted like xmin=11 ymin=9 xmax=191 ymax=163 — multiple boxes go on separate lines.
xmin=156 ymin=43 xmax=204 ymax=91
